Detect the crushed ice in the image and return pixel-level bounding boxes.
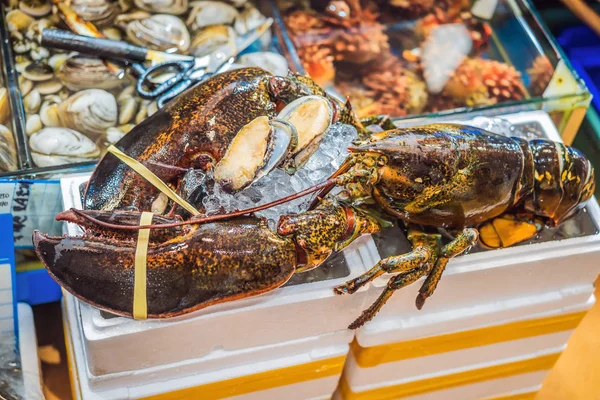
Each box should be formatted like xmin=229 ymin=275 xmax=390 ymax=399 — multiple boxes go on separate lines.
xmin=202 ymin=123 xmax=358 ymax=226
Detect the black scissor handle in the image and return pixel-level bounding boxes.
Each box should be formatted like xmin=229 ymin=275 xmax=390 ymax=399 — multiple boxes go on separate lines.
xmin=136 ymin=60 xmax=194 ymax=100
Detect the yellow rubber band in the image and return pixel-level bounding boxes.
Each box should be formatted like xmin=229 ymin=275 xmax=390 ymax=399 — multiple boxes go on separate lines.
xmin=107 ymin=145 xmax=200 ymax=216
xmin=133 ymin=211 xmax=154 ymax=320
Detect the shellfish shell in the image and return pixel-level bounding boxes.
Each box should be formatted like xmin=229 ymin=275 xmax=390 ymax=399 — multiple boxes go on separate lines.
xmin=29 ymin=127 xmax=101 ymax=167
xmin=19 ymin=0 xmax=52 ymax=17
xmin=70 ymin=0 xmax=120 ymax=28
xmin=40 ymin=99 xmax=61 ymax=127
xmin=6 ymin=10 xmax=35 ymax=31
xmin=277 ymin=95 xmax=334 ymax=171
xmin=189 ymin=25 xmax=236 ymax=58
xmin=56 ymin=56 xmax=124 ymax=91
xmin=134 ymin=0 xmax=188 ymax=15
xmin=0 ymin=125 xmax=18 ymax=172
xmin=234 ymin=5 xmax=271 ymax=48
xmin=186 ymin=1 xmax=238 ymax=31
xmin=23 ymin=88 xmax=41 ymax=114
xmin=21 ymin=61 xmax=53 ymax=81
xmin=126 ymin=14 xmax=190 ymax=53
xmin=0 ymin=88 xmax=10 ymax=124
xmin=26 ymin=114 xmax=43 ymax=135
xmin=58 ymin=89 xmax=118 ymax=140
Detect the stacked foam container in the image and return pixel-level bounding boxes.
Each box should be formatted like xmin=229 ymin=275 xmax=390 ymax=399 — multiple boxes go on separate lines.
xmin=334 ymin=112 xmax=600 ymax=400
xmin=58 ymin=111 xmax=600 ymax=399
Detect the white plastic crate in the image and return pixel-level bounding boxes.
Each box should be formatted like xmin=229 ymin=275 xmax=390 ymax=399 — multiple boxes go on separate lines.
xmin=63 ymin=291 xmax=349 ymax=400
xmin=336 ymin=294 xmax=593 ymax=399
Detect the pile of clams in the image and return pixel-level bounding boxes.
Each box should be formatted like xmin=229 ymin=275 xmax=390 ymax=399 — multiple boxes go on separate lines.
xmin=0 ymin=86 xmax=18 ymax=173
xmin=6 ymin=0 xmax=289 ymax=168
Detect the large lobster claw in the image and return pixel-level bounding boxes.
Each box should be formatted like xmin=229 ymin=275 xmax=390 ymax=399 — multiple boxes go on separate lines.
xmin=34 ymin=210 xmax=296 ymax=318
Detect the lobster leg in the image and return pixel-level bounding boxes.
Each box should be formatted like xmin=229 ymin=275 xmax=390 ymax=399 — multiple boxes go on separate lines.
xmin=416 ymin=228 xmax=479 ymax=310
xmin=333 ymin=243 xmax=432 ymax=295
xmin=349 ymin=267 xmax=430 ymax=330
xmin=336 ymin=229 xmax=441 ymax=328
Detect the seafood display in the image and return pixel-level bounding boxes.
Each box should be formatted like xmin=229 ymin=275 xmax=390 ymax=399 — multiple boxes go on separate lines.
xmin=4 ymin=0 xmax=286 ymax=169
xmin=277 ymin=0 xmax=554 ymax=118
xmin=0 ymin=56 xmax=18 ymax=172
xmin=33 ymin=67 xmax=595 ymax=329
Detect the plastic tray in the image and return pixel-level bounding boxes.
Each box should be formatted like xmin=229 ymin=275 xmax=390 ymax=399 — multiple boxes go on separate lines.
xmin=271 ymin=0 xmax=591 ymax=144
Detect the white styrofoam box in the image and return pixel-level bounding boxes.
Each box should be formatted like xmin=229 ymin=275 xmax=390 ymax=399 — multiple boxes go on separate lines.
xmin=355 ymin=110 xmax=600 ymax=330
xmin=60 ymin=174 xmax=371 ymax=375
xmin=18 ymin=303 xmax=43 ymax=400
xmin=336 ymin=349 xmax=560 ymax=400
xmin=402 ymin=371 xmax=546 ymax=400
xmin=335 ymin=373 xmax=545 ymax=400
xmin=63 ymin=291 xmax=348 ymax=400
xmin=343 ymin=296 xmax=592 ymax=389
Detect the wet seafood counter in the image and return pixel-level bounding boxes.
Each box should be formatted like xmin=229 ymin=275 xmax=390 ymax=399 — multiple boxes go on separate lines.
xmin=57 ymin=111 xmax=600 ymax=400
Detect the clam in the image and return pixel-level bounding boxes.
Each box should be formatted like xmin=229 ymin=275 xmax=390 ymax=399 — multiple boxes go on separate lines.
xmin=26 ymin=114 xmax=43 ymax=135
xmin=36 ymin=79 xmax=63 ymax=95
xmin=214 ymin=116 xmax=296 ymax=192
xmin=48 ymin=53 xmax=72 ymax=71
xmin=135 ymin=99 xmax=151 ymax=124
xmin=103 ymin=124 xmax=135 ymax=144
xmin=234 ymin=5 xmax=271 ymax=48
xmin=21 ymin=61 xmax=53 ymax=81
xmin=6 ymin=10 xmax=34 ymax=31
xmin=18 ymin=76 xmax=33 ymax=98
xmin=126 ymin=14 xmax=190 ymax=53
xmin=102 ymin=27 xmax=123 ymax=41
xmin=134 ymin=0 xmax=188 ymax=15
xmin=29 ymin=127 xmax=101 ymax=167
xmin=70 ymin=0 xmax=120 ymax=28
xmin=115 ymin=10 xmax=152 ymax=30
xmin=189 ymin=25 xmax=236 ymax=58
xmin=56 ymin=56 xmax=124 ymax=91
xmin=24 ymin=89 xmax=41 ymax=114
xmin=277 ymin=95 xmax=335 ymax=171
xmin=187 ymin=1 xmax=238 ymax=31
xmin=19 ymin=0 xmax=51 ymax=17
xmin=117 ymin=91 xmax=139 ymax=125
xmin=58 ymin=89 xmax=118 ymax=140
xmin=40 ymin=98 xmax=61 ymax=127
xmin=0 ymin=125 xmax=18 ymax=173
xmin=239 ymin=52 xmax=289 ymax=77
xmin=0 ymin=88 xmax=10 ymax=124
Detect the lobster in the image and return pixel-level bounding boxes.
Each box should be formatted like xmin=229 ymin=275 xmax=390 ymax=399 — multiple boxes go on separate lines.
xmin=33 ymin=71 xmax=595 ymax=329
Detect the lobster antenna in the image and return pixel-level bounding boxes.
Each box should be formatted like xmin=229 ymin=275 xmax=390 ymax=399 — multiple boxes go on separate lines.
xmin=69 ymin=178 xmax=337 ymax=231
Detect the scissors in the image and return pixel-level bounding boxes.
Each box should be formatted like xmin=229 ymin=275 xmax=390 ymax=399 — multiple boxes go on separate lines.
xmin=41 ymin=19 xmax=273 ymax=107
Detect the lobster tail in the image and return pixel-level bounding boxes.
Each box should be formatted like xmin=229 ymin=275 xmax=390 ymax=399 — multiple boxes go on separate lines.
xmin=524 ymin=139 xmax=595 ymax=224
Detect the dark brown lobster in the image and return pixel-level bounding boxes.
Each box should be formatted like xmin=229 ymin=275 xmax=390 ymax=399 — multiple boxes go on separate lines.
xmin=33 ymin=69 xmax=595 ymax=329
